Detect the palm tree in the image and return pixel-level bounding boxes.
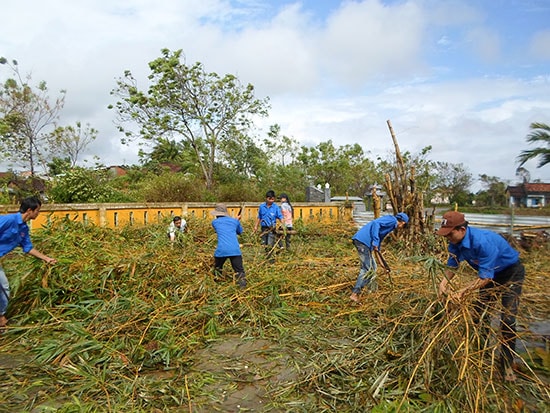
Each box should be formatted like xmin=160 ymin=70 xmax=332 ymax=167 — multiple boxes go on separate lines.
xmin=149 ymin=138 xmax=184 ymax=163
xmin=517 ymin=122 xmax=550 ymax=168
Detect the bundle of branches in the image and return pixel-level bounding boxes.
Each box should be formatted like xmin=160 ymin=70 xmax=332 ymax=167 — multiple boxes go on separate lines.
xmin=384 ymin=120 xmax=434 ymax=253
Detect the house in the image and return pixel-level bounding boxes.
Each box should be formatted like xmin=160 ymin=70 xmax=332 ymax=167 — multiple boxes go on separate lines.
xmin=306 ymin=184 xmax=331 ymax=203
xmin=330 ymin=195 xmax=365 ymax=213
xmin=506 ymin=183 xmax=550 ymax=208
xmin=106 ymin=165 xmax=128 ymax=177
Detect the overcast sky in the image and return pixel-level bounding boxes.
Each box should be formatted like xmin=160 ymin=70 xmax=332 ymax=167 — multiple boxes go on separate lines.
xmin=1 ymin=0 xmax=549 ymax=190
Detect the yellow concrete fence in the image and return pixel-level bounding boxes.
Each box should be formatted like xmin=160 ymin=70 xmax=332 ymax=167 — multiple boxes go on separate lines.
xmin=0 ymin=202 xmax=353 ymax=230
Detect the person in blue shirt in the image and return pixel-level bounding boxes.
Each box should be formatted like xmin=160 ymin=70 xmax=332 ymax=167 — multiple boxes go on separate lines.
xmin=0 ymin=196 xmax=57 ymax=330
xmin=210 ymin=204 xmax=246 ymax=289
xmin=436 ymin=211 xmax=525 ymax=382
xmin=349 ymin=212 xmax=409 ymax=302
xmin=253 ymin=190 xmax=283 ymax=259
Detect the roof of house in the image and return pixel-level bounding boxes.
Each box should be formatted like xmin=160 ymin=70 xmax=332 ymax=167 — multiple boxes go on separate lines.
xmin=507 ymin=182 xmax=550 ymax=196
xmin=0 ymin=172 xmax=15 ymax=180
xmin=523 ymin=183 xmax=550 ymax=193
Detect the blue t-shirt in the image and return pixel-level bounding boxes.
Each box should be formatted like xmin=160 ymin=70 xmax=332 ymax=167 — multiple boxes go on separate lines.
xmin=212 ymin=216 xmax=243 ymax=257
xmin=257 ymin=202 xmax=283 ymax=227
xmin=352 ymin=215 xmax=398 ymax=250
xmin=0 ymin=212 xmax=33 ymax=258
xmin=446 ymin=226 xmax=519 ymax=279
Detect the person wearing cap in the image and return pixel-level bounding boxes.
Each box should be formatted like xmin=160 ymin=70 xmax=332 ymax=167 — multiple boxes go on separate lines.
xmin=210 ymin=204 xmax=247 ymax=289
xmin=436 ymin=210 xmax=525 ymax=382
xmin=253 ymin=190 xmax=283 ymax=258
xmin=167 ymin=216 xmax=187 ymax=244
xmin=349 ymin=212 xmax=409 ymax=302
xmin=278 ymin=193 xmax=293 ymax=250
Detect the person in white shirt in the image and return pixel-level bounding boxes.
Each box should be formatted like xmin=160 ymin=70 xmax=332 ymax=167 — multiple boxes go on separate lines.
xmin=167 ymin=216 xmax=187 ymax=243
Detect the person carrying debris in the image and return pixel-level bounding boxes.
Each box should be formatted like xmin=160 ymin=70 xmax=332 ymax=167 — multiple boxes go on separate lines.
xmin=436 ymin=211 xmax=524 ymax=382
xmin=210 ymin=204 xmax=247 ymax=289
xmin=349 ymin=212 xmax=409 ymax=302
xmin=0 ymin=196 xmax=57 ymax=330
xmin=253 ymin=190 xmax=283 ymax=259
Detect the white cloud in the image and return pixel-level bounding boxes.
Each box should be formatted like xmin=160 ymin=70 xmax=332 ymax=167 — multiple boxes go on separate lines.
xmin=318 ymin=0 xmax=426 ymax=85
xmin=1 ymin=0 xmax=549 ymax=187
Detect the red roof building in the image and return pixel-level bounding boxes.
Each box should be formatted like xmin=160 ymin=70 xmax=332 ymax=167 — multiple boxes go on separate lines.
xmin=506 ymin=183 xmax=550 ymax=208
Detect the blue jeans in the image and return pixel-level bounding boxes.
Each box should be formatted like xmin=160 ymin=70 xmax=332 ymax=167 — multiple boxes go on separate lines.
xmin=352 ymin=240 xmax=377 ymax=294
xmin=260 ymin=226 xmax=276 ymax=247
xmin=0 ymin=265 xmax=10 ymax=316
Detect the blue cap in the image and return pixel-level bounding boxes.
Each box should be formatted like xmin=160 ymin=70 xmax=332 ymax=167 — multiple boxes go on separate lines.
xmin=396 ymin=212 xmax=409 ymax=223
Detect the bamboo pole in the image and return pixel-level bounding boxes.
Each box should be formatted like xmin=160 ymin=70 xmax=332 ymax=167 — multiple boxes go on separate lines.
xmin=372 ymin=186 xmax=381 ymax=219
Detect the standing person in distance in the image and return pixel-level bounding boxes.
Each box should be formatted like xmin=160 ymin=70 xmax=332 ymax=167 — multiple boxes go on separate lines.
xmin=278 ymin=193 xmax=293 ymax=250
xmin=210 ymin=204 xmax=247 ymax=289
xmin=349 ymin=212 xmax=409 ymax=303
xmin=0 ymin=196 xmax=57 ymax=330
xmin=436 ymin=211 xmax=525 ymax=382
xmin=253 ymin=190 xmax=283 ymax=259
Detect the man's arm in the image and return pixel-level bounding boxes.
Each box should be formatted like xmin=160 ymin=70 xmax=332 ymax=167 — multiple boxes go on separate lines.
xmin=254 ymin=218 xmax=261 ymax=231
xmin=27 ymin=248 xmax=56 ymax=264
xmin=450 ymin=277 xmax=492 ymax=302
xmin=438 ymin=269 xmax=456 ymax=298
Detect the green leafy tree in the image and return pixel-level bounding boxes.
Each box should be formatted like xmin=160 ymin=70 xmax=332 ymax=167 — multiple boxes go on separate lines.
xmin=138 ymin=137 xmax=199 ymax=177
xmin=49 ymin=121 xmax=97 ymax=167
xmin=217 ymin=128 xmax=269 ymax=180
xmin=517 ymin=122 xmax=550 ymax=168
xmin=145 ymin=137 xmax=185 ymax=164
xmin=297 ymin=140 xmax=378 ymax=196
xmin=110 ymin=49 xmax=270 ymax=189
xmin=476 ymin=174 xmax=508 ymax=207
xmin=264 ymin=124 xmax=301 ymax=167
xmin=47 ymin=157 xmax=72 ymax=176
xmin=433 ymin=162 xmax=473 ymax=206
xmin=0 ymin=57 xmax=66 ymax=175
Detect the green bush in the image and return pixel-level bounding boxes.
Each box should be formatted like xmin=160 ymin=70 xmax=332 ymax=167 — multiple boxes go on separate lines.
xmin=49 ymin=167 xmax=129 ymax=203
xmin=131 ymin=172 xmax=208 ymax=202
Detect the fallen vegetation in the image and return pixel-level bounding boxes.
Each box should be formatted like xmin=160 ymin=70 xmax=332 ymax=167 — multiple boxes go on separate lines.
xmin=0 ymin=216 xmax=548 ymax=412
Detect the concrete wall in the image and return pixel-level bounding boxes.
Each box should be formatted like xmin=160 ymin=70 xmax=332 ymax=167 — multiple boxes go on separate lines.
xmin=0 ymin=202 xmax=349 ymax=230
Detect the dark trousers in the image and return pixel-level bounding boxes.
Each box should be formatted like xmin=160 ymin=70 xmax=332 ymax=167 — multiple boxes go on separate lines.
xmin=214 ymin=256 xmax=246 ymax=287
xmin=472 ymin=262 xmax=525 ymax=368
xmin=277 ymin=226 xmax=293 ymax=249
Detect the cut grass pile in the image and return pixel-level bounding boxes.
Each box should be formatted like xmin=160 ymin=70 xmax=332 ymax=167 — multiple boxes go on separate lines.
xmin=0 ymin=217 xmax=548 ymax=412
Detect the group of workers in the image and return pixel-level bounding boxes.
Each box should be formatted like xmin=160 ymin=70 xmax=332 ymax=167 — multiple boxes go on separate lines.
xmin=1 ymin=194 xmax=525 ymax=382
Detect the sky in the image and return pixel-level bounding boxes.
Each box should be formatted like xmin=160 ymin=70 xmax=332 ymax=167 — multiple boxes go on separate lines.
xmin=1 ymin=0 xmax=549 ymax=191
